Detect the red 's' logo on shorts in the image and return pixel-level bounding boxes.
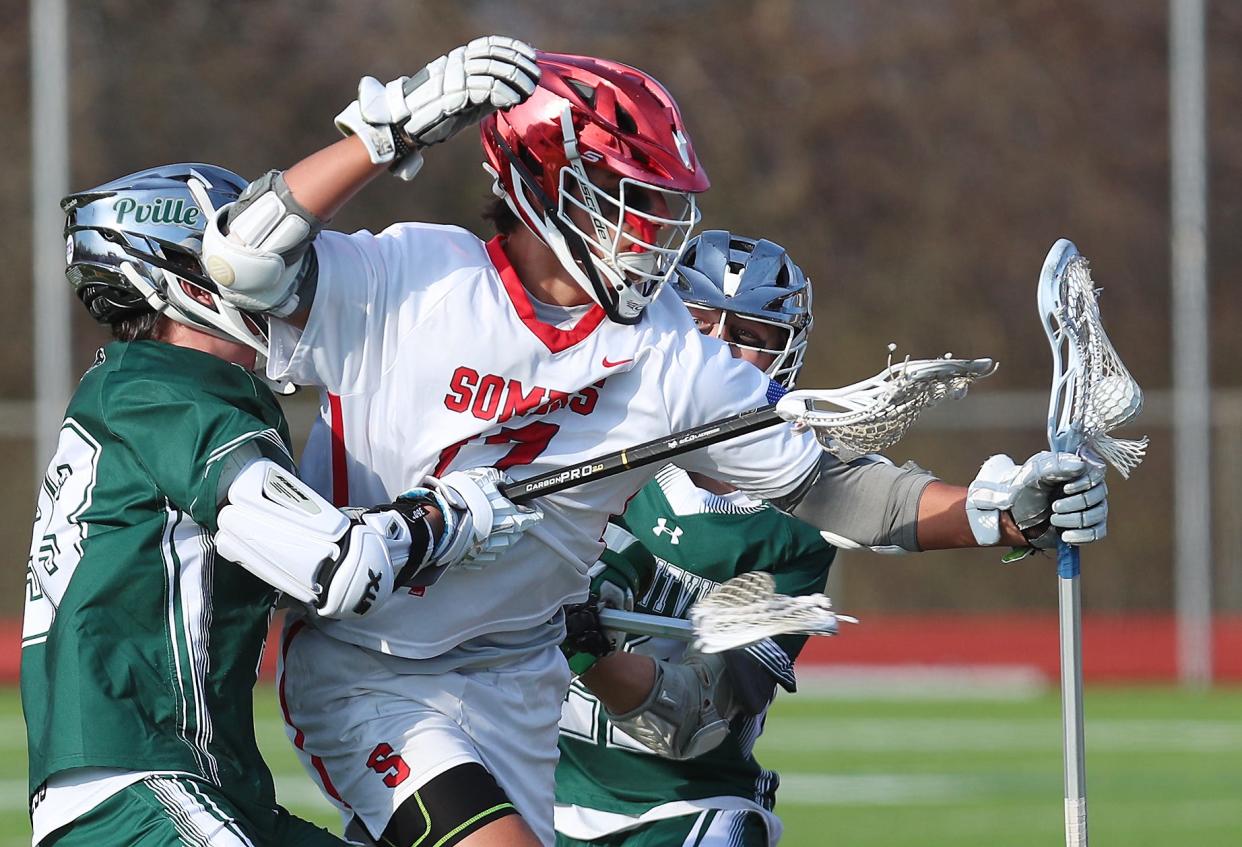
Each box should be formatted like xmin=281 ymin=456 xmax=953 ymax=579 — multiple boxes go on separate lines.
xmin=366 ymin=743 xmax=411 ymax=788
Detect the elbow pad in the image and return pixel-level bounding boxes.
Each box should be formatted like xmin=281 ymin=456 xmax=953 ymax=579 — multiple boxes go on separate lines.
xmin=216 ymin=459 xmax=418 ymax=618
xmin=202 ymin=170 xmax=323 ymax=316
xmin=607 ymin=651 xmax=735 ymax=760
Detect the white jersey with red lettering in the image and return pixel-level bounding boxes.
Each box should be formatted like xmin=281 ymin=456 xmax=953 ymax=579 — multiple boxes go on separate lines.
xmin=267 ymin=222 xmax=821 ymax=660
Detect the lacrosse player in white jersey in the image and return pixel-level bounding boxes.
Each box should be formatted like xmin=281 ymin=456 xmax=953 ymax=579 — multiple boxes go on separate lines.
xmin=200 ymin=37 xmax=1111 ymax=847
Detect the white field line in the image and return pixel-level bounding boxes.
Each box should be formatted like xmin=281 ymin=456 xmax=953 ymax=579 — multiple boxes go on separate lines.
xmin=0 ymin=717 xmax=292 ymax=748
xmin=6 ymin=714 xmax=1239 ymax=817
xmin=773 ymin=773 xmax=977 ymax=806
xmin=758 ymin=717 xmax=1242 ymax=753
xmin=0 ymin=773 xmax=978 ymax=814
xmin=0 ymin=774 xmax=991 ymax=813
xmin=792 ymin=665 xmax=1048 ymax=700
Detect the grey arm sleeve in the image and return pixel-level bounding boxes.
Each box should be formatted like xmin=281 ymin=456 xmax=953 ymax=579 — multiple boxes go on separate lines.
xmin=785 ymin=453 xmax=936 ymax=552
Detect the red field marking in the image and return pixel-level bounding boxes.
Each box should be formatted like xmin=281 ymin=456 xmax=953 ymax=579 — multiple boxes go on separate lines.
xmin=797 ymin=613 xmax=1242 ymax=682
xmin=4 ymin=614 xmax=1239 ymax=683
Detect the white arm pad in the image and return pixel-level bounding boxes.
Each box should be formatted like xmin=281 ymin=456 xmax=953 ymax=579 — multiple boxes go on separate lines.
xmin=201 ymin=170 xmax=322 ymax=316
xmin=215 ymin=459 xmax=396 ymax=618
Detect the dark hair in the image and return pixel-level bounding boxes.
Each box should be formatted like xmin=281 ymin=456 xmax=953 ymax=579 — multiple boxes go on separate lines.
xmin=481 ymin=195 xmax=520 ymax=236
xmin=111 ymin=310 xmax=166 ymax=342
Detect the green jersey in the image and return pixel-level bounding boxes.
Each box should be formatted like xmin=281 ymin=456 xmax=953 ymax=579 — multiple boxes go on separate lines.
xmin=21 ymin=341 xmax=295 ymax=805
xmin=556 ymin=464 xmax=836 ymax=819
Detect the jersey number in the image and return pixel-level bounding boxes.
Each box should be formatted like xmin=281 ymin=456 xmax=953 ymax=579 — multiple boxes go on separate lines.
xmin=434 ymin=421 xmax=559 ymax=476
xmin=28 ymin=420 xmax=101 ymax=603
xmin=24 ymin=420 xmax=101 ymax=644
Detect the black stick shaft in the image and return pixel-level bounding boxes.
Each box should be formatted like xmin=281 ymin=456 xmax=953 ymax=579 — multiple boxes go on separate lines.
xmin=502 ymin=405 xmax=781 ymax=504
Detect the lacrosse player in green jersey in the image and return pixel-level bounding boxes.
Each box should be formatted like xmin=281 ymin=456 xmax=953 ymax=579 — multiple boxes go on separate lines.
xmin=554 ymin=232 xmax=835 ymax=846
xmin=22 ymin=164 xmax=538 ymax=847
xmin=556 ymin=230 xmax=1111 ymax=846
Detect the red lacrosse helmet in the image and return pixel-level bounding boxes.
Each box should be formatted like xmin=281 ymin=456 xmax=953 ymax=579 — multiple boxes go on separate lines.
xmin=481 ymin=51 xmax=710 ymax=324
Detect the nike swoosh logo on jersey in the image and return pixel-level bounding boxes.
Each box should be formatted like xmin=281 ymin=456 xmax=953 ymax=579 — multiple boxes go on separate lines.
xmin=602 ymin=356 xmax=634 ymax=368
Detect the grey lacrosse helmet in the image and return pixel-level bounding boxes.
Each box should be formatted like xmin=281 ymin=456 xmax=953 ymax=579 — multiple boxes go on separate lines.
xmin=62 ymin=163 xmax=269 ymax=353
xmin=671 ymin=230 xmax=813 ymax=386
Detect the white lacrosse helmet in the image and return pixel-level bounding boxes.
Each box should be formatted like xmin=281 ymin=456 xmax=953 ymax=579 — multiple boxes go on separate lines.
xmin=62 ymin=163 xmax=269 ymax=354
xmin=671 ymin=230 xmax=814 ymax=387
xmin=481 ymin=52 xmax=710 ymax=325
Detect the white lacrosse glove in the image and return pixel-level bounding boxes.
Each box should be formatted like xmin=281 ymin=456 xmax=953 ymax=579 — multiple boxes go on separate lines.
xmin=335 ymin=36 xmax=540 ymax=180
xmin=966 ymin=451 xmax=1108 ymax=549
xmin=607 ymin=649 xmax=736 ymax=761
xmin=404 ymin=467 xmax=542 ymax=575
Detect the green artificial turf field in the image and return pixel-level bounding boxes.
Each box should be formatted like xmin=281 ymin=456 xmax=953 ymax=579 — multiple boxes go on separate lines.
xmin=3 ymin=684 xmax=1239 ymax=846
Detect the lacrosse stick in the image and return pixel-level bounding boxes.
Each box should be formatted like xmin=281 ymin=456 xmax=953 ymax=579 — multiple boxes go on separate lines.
xmin=503 ymin=353 xmax=998 ymax=503
xmin=1039 ymin=238 xmax=1147 ymax=847
xmin=597 ymin=572 xmax=858 ymax=654
xmin=504 ymin=353 xmax=996 ymax=651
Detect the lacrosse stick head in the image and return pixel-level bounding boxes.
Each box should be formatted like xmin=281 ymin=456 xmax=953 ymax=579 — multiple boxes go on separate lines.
xmin=1038 ymin=239 xmax=1147 ymax=477
xmin=774 ymin=355 xmax=997 ymax=457
xmin=688 ymin=571 xmax=855 ymax=654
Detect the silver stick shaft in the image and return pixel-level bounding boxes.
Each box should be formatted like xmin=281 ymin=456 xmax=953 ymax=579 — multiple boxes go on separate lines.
xmin=597 ymin=608 xmax=695 ymax=641
xmin=1059 ymin=570 xmax=1088 ymax=847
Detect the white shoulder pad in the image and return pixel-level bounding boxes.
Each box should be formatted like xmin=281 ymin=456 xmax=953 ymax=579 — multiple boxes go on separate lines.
xmin=215 ymin=459 xmax=395 ymax=618
xmin=202 ymin=170 xmax=322 ymax=316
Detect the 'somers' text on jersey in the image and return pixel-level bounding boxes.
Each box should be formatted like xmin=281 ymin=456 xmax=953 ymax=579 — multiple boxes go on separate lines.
xmin=266 ymin=224 xmax=822 ymax=659
xmin=21 ymin=341 xmax=296 ymax=801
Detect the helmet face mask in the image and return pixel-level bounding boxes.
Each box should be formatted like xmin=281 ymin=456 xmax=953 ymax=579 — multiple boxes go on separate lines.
xmin=62 ymin=163 xmax=270 ymax=354
xmin=481 ymin=52 xmax=709 ymax=324
xmin=685 ymin=304 xmax=803 ymax=383
xmin=556 ymin=161 xmax=700 ymax=317
xmin=673 ymin=231 xmax=814 ymax=387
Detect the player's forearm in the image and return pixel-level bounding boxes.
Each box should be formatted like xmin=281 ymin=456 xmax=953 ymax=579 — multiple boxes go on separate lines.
xmin=282 ymin=136 xmax=387 ymax=221
xmin=914 ymin=480 xmax=1026 ymax=549
xmin=580 ymin=652 xmax=657 ymax=715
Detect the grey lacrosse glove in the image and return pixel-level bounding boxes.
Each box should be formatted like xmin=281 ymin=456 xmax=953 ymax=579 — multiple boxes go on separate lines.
xmin=400 ymin=467 xmax=542 ymax=583
xmin=607 ymin=649 xmax=736 ymax=761
xmin=967 ymin=451 xmax=1108 ymax=549
xmin=335 ymin=36 xmax=540 ymax=180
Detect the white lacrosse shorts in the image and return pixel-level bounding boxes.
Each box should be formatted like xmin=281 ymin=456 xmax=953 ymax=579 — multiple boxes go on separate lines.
xmin=277 ymin=618 xmax=571 ymax=845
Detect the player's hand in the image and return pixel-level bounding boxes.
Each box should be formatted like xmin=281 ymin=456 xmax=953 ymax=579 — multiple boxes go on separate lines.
xmin=561 ymin=598 xmax=614 ymax=676
xmin=967 ymin=452 xmax=1108 ymax=548
xmin=559 ymin=548 xmax=645 ymax=675
xmin=335 ymin=36 xmax=540 ymax=180
xmin=423 ymin=467 xmax=543 ymax=568
xmin=587 ymin=547 xmax=644 ymax=651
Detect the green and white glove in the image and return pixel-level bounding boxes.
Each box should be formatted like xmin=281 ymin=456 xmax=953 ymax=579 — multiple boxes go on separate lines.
xmin=561 ymin=523 xmax=656 ymax=675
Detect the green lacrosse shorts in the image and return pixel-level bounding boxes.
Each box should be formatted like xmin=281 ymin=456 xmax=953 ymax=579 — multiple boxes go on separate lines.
xmin=40 ymin=774 xmax=347 ymax=847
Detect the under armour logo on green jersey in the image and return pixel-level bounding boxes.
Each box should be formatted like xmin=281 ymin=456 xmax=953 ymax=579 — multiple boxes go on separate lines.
xmin=652 ymin=517 xmax=682 ymax=545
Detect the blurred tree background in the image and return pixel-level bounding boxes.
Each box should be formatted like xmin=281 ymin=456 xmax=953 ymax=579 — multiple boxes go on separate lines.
xmin=2 ymin=0 xmax=1238 ymax=617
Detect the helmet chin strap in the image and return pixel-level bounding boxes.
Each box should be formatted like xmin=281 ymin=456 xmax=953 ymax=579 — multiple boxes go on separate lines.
xmin=119 ymin=262 xmax=171 ymax=314
xmin=121 ymin=261 xmax=269 ymax=355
